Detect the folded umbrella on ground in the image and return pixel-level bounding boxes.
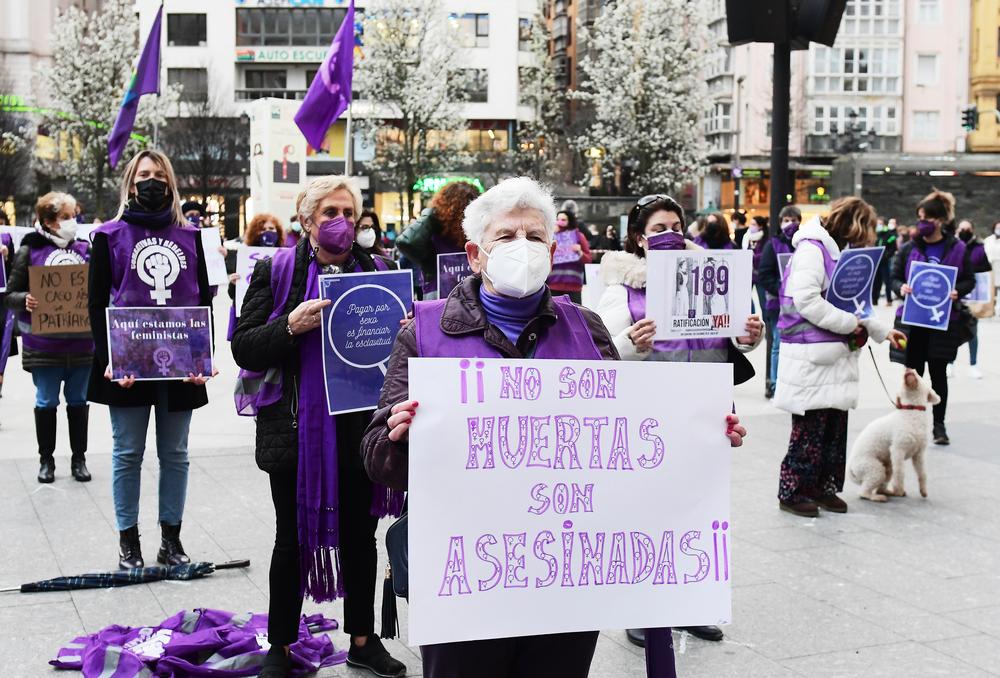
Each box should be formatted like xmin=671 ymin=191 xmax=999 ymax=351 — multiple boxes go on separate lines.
xmin=0 ymin=560 xmax=250 ymax=593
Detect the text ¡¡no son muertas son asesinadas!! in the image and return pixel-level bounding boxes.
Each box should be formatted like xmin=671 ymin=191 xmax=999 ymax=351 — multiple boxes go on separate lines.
xmin=437 ymin=360 xmax=729 ymax=598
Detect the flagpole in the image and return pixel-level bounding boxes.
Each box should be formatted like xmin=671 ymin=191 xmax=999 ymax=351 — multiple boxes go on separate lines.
xmin=345 ymin=102 xmax=354 ymax=176
xmin=153 ymin=0 xmax=164 ymax=149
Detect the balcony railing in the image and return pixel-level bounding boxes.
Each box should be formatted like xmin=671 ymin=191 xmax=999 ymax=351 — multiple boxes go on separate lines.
xmin=235 ymin=89 xmax=308 ymax=101
xmin=805 ymin=134 xmax=901 ymax=155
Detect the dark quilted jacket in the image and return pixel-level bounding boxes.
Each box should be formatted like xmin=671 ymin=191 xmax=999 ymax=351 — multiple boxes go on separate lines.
xmin=231 ymin=239 xmax=387 ymax=474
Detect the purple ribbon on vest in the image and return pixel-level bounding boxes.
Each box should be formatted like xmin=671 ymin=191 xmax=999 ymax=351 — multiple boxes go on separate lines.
xmin=234 ymin=248 xmax=401 ymax=602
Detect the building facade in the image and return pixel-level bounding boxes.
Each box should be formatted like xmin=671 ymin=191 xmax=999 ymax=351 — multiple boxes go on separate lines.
xmin=134 ymin=0 xmax=539 ymax=232
xmin=968 ymin=0 xmax=1000 ymax=151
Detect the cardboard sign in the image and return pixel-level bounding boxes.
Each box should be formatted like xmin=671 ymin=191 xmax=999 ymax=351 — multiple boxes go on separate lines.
xmin=106 ymin=306 xmax=214 ymax=380
xmin=320 ymin=270 xmax=413 ymax=414
xmin=408 ymin=358 xmax=733 ymax=646
xmin=646 ymin=249 xmax=753 ymax=340
xmin=234 ymin=246 xmax=278 ymax=316
xmin=580 ymin=263 xmax=605 ymax=311
xmin=437 ymin=252 xmax=473 ymax=300
xmin=28 ymin=264 xmax=90 ymax=335
xmin=902 ymin=261 xmax=958 ymax=331
xmin=200 ymin=228 xmax=230 ymax=286
xmin=553 ymin=230 xmax=582 ymax=265
xmin=824 ymin=246 xmax=884 ymax=319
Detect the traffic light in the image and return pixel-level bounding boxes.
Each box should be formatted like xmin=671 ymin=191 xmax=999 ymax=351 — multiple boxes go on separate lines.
xmin=962 ymin=105 xmax=979 ymax=132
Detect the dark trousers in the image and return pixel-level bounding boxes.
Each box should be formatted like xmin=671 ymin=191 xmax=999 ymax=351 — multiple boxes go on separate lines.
xmin=645 ymin=627 xmax=677 ymax=678
xmin=872 ymin=259 xmax=893 ymax=304
xmin=778 ymin=408 xmax=849 ymax=503
xmin=267 ymin=417 xmax=379 ymax=646
xmin=421 ymin=631 xmax=599 ymax=678
xmin=903 ymin=337 xmax=949 ymax=424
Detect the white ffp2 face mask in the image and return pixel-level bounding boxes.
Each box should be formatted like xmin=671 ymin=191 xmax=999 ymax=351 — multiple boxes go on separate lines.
xmin=57 ymin=218 xmax=79 ymax=242
xmin=482 ymin=238 xmax=552 ymax=298
xmin=356 ymin=228 xmax=377 ymax=249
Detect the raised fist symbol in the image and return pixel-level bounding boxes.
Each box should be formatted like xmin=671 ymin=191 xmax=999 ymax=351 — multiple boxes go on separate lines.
xmin=146 ymin=253 xmax=172 ymax=281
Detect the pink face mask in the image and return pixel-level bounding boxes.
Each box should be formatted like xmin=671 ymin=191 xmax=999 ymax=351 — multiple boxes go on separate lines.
xmin=315 ymin=215 xmax=354 ymax=255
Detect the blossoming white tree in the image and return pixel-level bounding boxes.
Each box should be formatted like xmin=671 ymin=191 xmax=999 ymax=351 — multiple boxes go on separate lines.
xmin=355 ymin=0 xmax=469 ymax=221
xmin=39 ymin=0 xmax=178 ymax=218
xmin=573 ymin=0 xmax=710 ymax=195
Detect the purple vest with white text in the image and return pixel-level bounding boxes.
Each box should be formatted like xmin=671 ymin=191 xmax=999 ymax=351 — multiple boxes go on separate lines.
xmin=624 ymin=285 xmax=728 ymax=362
xmin=97 ymin=220 xmax=201 ymax=307
xmin=765 ymin=236 xmax=796 ymax=312
xmin=777 ymin=239 xmax=847 ymax=344
xmin=18 ymin=240 xmax=94 ymax=354
xmin=414 ymin=295 xmax=602 ymax=360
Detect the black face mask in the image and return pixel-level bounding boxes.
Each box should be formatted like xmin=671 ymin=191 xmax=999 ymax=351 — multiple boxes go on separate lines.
xmin=958 ymin=230 xmax=973 ymax=243
xmin=133 ymin=178 xmax=172 ymax=212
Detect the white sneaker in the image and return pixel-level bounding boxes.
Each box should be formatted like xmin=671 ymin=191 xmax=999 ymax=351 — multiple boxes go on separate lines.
xmin=946 ymin=363 xmax=955 ymax=378
xmin=969 ymin=366 xmax=983 ymax=380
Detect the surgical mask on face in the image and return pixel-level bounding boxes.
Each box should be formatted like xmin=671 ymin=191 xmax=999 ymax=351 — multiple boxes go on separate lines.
xmin=290 ymin=221 xmax=302 ymax=233
xmin=781 ymin=221 xmax=799 ymax=239
xmin=356 ymin=228 xmax=377 ymax=249
xmin=56 ymin=218 xmax=78 ymax=242
xmin=258 ymin=230 xmax=279 ymax=247
xmin=482 ymin=237 xmax=552 ymax=298
xmin=916 ymin=219 xmax=937 ymax=239
xmin=187 ymin=215 xmax=201 ymax=227
xmin=645 ymin=230 xmax=686 ymax=251
xmin=315 ymin=215 xmax=354 ymax=254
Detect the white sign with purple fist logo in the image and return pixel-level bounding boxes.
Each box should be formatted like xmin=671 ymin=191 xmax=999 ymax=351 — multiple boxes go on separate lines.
xmin=407 ymin=359 xmax=733 ymax=646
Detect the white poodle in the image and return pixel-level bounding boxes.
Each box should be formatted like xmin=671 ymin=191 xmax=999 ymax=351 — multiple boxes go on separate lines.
xmin=847 ymin=369 xmax=941 ymax=502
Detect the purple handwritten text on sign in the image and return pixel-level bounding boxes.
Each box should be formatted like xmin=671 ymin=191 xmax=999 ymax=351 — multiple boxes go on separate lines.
xmin=553 ymin=230 xmax=581 ymax=265
xmin=437 ymin=252 xmax=473 ymax=299
xmin=106 ymin=306 xmax=214 ymax=381
xmin=320 ymin=270 xmax=413 ymax=414
xmin=902 ymin=261 xmax=957 ymax=331
xmin=825 ymin=246 xmax=883 ymax=319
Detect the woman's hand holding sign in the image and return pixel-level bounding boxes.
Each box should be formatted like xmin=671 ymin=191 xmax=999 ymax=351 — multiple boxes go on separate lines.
xmin=25 ymin=293 xmax=38 ymax=312
xmin=387 ymin=400 xmax=419 ymax=442
xmin=105 ymin=366 xmax=136 ymax=389
xmin=627 ymin=318 xmax=657 ymax=352
xmin=736 ymin=314 xmax=763 ymax=345
xmin=287 ymin=298 xmax=331 ymax=335
xmin=726 ymin=414 xmax=746 ymax=448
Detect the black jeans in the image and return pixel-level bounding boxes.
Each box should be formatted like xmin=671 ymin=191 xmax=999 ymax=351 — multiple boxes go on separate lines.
xmin=421 ymin=631 xmax=599 ymax=678
xmin=267 ymin=413 xmax=379 ymax=646
xmin=904 ymin=350 xmax=949 ymax=425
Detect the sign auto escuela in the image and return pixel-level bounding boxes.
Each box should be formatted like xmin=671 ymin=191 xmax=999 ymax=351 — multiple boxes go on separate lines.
xmin=236 ymin=47 xmax=328 ymax=63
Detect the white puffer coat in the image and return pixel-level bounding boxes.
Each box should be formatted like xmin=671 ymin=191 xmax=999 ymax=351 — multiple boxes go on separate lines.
xmin=597 ymin=246 xmax=762 ymax=361
xmin=773 ymin=218 xmax=891 ymax=415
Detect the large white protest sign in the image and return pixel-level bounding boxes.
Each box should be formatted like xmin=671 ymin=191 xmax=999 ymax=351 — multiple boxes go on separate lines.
xmin=646 ymin=249 xmax=753 ymax=340
xmin=234 ymin=246 xmax=278 ymax=316
xmin=0 ymin=226 xmax=35 ymax=251
xmin=408 ymin=358 xmax=733 ymax=647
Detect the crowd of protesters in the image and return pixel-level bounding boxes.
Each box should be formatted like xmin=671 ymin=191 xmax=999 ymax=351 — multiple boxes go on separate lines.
xmin=2 ymin=150 xmax=996 ymax=678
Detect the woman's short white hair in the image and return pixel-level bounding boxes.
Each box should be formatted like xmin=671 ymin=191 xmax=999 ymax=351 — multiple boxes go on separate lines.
xmin=462 ymin=177 xmax=557 ymax=245
xmin=297 ymin=175 xmax=362 ymax=224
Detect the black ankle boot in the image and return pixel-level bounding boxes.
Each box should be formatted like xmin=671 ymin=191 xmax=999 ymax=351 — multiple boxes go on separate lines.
xmin=34 ymin=407 xmax=57 ymax=483
xmin=157 ymin=522 xmax=190 ymax=566
xmin=119 ymin=525 xmax=144 ymax=570
xmin=67 ymin=405 xmax=91 ymax=482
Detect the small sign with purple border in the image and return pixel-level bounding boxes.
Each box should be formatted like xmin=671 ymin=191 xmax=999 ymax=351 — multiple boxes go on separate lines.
xmin=106 ymin=306 xmax=214 ymax=381
xmin=436 ymin=252 xmax=473 ymax=299
xmin=553 ymin=230 xmax=581 ymax=264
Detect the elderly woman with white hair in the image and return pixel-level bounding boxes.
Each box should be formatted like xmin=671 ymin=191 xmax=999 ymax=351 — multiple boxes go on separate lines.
xmin=362 ymin=177 xmax=748 ymax=677
xmin=232 ymin=176 xmax=406 ymax=678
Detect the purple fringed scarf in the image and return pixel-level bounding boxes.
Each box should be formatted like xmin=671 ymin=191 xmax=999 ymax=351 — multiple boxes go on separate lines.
xmin=234 ymin=247 xmax=403 ymax=602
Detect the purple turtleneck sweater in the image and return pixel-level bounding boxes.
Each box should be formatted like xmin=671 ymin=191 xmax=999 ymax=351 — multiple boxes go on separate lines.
xmin=479 ymin=286 xmax=546 ymax=345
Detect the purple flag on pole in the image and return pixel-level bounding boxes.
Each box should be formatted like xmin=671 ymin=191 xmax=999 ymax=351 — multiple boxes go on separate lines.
xmin=107 ymin=5 xmax=163 ymax=168
xmin=294 ymin=0 xmax=355 ymax=151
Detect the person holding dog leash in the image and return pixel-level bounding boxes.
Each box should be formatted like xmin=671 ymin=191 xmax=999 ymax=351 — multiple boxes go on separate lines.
xmin=773 ymin=197 xmax=906 ymax=518
xmin=889 ymin=190 xmax=976 ymax=446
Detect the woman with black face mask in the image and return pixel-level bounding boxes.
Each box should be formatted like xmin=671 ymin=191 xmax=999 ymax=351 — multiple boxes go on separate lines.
xmin=890 ymin=191 xmax=976 ymax=445
xmin=87 ymin=150 xmax=215 ymax=570
xmin=950 ymin=220 xmax=992 ymax=379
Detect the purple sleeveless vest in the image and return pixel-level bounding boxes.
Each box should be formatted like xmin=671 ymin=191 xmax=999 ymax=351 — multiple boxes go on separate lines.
xmin=414 ymin=294 xmax=602 ymax=359
xmin=96 ymin=220 xmax=201 ymax=307
xmin=694 ymin=236 xmax=735 ymax=251
xmin=624 ymin=285 xmax=728 ymax=362
xmin=18 ymin=240 xmax=94 ymax=354
xmin=777 ymin=239 xmax=847 ymax=344
xmin=895 ymin=238 xmax=968 ymax=321
xmin=765 ymin=237 xmax=795 ymax=313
